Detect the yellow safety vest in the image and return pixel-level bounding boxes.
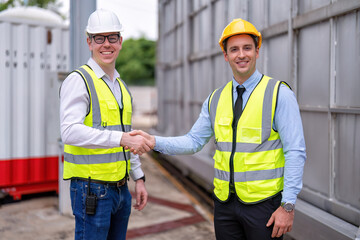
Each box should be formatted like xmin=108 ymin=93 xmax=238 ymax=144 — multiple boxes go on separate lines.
xmin=63 ymin=65 xmax=132 ymax=182
xmin=209 ymin=75 xmax=286 ymax=203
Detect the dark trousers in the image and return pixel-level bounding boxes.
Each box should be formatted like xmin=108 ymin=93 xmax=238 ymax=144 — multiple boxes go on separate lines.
xmin=214 ymin=193 xmax=283 ymax=240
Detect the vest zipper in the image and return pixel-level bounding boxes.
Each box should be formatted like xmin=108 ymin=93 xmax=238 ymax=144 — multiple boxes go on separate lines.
xmin=229 ymin=123 xmax=237 ymax=194
xmin=229 ymin=86 xmax=238 ymax=195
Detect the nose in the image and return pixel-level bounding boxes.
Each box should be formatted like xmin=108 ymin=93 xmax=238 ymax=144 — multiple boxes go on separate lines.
xmin=237 ymin=49 xmax=245 ymax=58
xmin=103 ymin=37 xmax=111 ymax=46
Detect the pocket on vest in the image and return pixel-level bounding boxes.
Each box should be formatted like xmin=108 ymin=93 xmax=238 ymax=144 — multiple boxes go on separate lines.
xmin=243 ymin=151 xmax=276 ymax=171
xmin=246 ymin=179 xmax=280 ymax=193
xmin=239 ymin=127 xmax=261 ymax=144
xmin=216 ymin=117 xmax=232 ymax=140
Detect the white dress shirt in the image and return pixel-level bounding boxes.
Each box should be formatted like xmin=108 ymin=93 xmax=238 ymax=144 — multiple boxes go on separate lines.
xmin=60 ymin=58 xmax=144 ymax=181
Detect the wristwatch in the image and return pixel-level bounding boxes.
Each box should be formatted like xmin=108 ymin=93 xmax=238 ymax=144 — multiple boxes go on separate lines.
xmin=136 ymin=175 xmax=146 ymax=182
xmin=281 ymin=202 xmax=295 ymax=213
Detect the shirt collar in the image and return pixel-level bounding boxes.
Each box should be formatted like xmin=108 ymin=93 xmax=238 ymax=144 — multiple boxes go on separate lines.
xmin=87 ymin=58 xmax=120 ymax=81
xmin=232 ymin=69 xmax=262 ymax=93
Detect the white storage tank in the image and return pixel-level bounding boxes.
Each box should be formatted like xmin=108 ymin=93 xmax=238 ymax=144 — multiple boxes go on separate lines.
xmin=0 ymin=6 xmax=69 ymax=199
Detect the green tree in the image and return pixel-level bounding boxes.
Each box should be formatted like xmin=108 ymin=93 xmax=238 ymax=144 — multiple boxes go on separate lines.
xmin=116 ymin=37 xmax=156 ymax=86
xmin=0 ymin=0 xmax=14 ymax=11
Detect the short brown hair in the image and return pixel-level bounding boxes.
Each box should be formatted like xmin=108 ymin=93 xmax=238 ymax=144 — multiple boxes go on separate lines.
xmin=222 ymin=34 xmax=258 ymax=52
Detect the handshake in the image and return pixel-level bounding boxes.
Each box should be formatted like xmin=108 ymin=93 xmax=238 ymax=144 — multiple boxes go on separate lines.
xmin=120 ymin=130 xmax=155 ymax=155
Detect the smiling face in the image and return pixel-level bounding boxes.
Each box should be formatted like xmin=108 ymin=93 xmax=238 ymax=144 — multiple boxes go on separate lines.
xmin=223 ymin=34 xmax=259 ymax=84
xmin=87 ymin=32 xmax=122 ymax=70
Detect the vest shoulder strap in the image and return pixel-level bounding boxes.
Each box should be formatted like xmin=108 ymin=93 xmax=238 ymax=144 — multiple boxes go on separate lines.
xmin=208 ymin=88 xmax=218 ymax=114
xmin=280 ymin=81 xmax=292 ymax=90
xmin=208 ymin=81 xmax=231 ymax=114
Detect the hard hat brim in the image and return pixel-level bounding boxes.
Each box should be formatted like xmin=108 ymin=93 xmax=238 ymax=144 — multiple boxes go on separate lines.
xmin=86 ymin=26 xmax=124 ymax=34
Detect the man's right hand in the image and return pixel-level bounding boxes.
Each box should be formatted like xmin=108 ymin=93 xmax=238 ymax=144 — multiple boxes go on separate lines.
xmin=120 ymin=132 xmax=154 ymax=155
xmin=126 ymin=130 xmax=156 ymax=154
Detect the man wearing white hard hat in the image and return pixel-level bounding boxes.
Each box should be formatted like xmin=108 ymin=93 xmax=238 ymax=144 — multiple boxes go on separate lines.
xmin=60 ymin=9 xmax=153 ymax=240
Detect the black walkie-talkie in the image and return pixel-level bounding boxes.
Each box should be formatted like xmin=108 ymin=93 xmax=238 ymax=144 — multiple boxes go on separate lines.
xmin=85 ymin=177 xmax=97 ymax=215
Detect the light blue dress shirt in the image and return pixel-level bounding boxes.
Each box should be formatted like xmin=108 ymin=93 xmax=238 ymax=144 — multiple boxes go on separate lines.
xmin=154 ymin=70 xmax=306 ymax=204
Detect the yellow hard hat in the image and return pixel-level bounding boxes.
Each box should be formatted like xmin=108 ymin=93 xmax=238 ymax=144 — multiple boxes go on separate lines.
xmin=219 ymin=18 xmax=262 ymax=51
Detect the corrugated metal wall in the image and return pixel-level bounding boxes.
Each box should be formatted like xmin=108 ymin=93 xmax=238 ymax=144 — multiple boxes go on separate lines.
xmin=156 ymin=0 xmax=360 ymax=238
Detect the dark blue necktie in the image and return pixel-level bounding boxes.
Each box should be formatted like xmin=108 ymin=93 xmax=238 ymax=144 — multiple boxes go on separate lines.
xmin=233 ymin=86 xmax=245 ymax=128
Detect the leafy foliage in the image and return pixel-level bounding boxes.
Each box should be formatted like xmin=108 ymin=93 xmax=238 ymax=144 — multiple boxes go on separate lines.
xmin=116 ymin=37 xmax=156 ymax=86
xmin=0 ymin=0 xmax=14 ymax=11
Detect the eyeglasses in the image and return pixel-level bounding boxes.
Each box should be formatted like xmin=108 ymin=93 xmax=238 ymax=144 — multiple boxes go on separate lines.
xmin=91 ymin=34 xmax=120 ymax=44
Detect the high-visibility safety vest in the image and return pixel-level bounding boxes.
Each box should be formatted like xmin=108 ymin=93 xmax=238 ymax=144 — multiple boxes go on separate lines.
xmin=209 ymin=75 xmax=286 ymax=203
xmin=63 ymin=65 xmax=132 ymax=182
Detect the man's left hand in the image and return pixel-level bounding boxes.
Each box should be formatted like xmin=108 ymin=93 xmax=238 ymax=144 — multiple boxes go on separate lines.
xmin=266 ymin=206 xmax=294 ymax=238
xmin=133 ymin=179 xmax=148 ymax=211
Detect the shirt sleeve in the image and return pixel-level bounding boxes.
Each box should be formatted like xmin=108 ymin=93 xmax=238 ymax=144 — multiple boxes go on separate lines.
xmin=274 ymin=84 xmax=307 ymax=204
xmin=60 ymin=72 xmax=123 ymax=148
xmin=154 ymin=96 xmax=214 ymax=155
xmin=129 ymin=153 xmax=144 ymax=181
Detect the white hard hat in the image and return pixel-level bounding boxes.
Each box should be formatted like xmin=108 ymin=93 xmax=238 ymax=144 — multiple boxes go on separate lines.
xmin=86 ymin=9 xmax=123 ymax=34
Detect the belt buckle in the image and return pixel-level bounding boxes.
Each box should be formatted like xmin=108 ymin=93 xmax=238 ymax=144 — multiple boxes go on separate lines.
xmin=116 ymin=178 xmax=125 ymax=187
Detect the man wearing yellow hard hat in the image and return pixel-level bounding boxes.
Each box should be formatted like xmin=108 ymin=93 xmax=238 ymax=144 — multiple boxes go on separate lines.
xmin=131 ymin=18 xmax=306 ymax=240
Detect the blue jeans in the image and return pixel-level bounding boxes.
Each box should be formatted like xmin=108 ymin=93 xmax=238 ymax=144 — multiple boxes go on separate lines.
xmin=70 ymin=179 xmax=132 ymax=240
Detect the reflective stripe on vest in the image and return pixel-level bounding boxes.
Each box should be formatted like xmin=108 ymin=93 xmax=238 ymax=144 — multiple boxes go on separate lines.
xmin=214 ymin=167 xmax=284 ymax=182
xmin=209 ymin=75 xmax=285 ymax=203
xmin=63 ymin=65 xmax=132 ymax=182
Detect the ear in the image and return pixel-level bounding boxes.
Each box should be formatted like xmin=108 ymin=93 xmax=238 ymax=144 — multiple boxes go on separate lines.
xmin=87 ymin=37 xmax=92 ymax=51
xmin=255 ymin=46 xmax=260 ymax=59
xmin=223 ymin=50 xmax=229 ymax=62
xmin=119 ymin=36 xmax=123 ymax=50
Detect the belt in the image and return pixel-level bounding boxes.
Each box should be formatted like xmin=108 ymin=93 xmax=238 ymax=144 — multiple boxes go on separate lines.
xmin=74 ymin=177 xmax=127 ymax=187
